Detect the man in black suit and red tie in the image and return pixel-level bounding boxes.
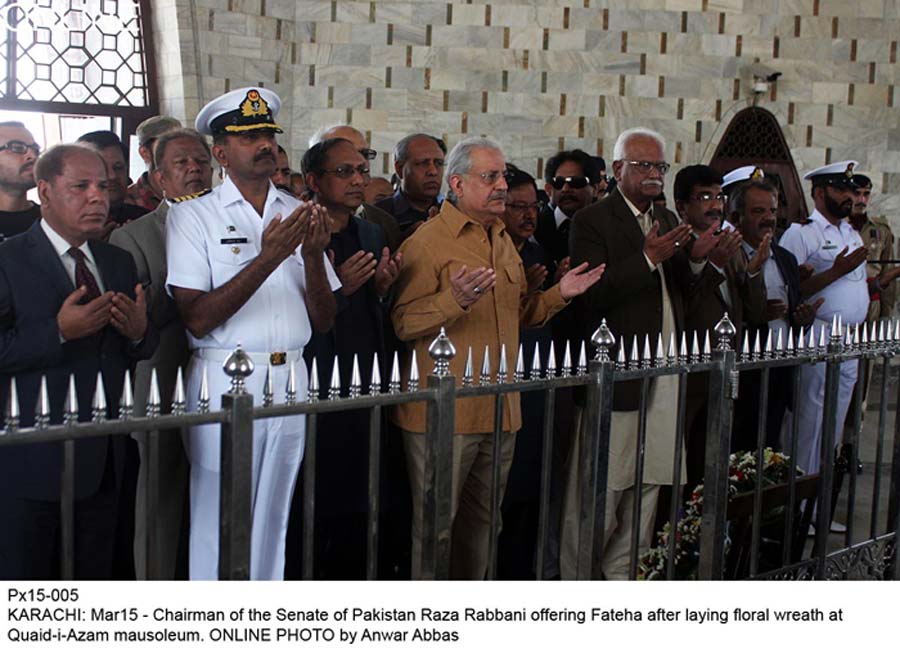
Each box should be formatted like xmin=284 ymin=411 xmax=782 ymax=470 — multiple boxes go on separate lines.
xmin=0 ymin=144 xmax=157 ymax=579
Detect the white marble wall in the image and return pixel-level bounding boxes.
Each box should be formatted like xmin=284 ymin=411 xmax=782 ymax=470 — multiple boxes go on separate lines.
xmin=153 ymin=0 xmax=900 ymax=219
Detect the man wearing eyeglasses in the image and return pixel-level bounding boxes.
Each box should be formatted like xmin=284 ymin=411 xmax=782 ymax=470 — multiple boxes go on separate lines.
xmin=564 ymin=127 xmax=694 ymax=580
xmin=166 ymin=87 xmax=340 ymax=580
xmin=0 ymin=121 xmax=42 ymax=242
xmin=286 ymin=137 xmax=402 ymax=578
xmin=673 ymin=165 xmax=768 ymax=487
xmin=392 ymin=137 xmax=605 ymax=579
xmin=779 ymin=161 xmax=869 ymax=477
xmin=309 ymin=124 xmax=403 ymax=252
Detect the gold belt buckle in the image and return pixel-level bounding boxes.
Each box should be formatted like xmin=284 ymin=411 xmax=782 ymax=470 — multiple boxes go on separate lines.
xmin=270 ymin=352 xmax=287 ymax=366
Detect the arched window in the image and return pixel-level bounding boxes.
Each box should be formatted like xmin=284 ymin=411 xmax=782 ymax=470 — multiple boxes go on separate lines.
xmin=0 ymin=0 xmax=157 ymax=136
xmin=710 ymin=107 xmax=808 ymax=228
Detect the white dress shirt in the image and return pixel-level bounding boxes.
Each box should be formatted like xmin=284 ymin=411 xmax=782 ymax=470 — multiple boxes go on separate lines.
xmin=743 ymin=240 xmax=788 ymax=335
xmin=40 ymin=218 xmax=106 ymax=293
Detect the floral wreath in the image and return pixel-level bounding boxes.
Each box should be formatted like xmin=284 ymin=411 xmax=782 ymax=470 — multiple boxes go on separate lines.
xmin=638 ymin=448 xmax=796 ymax=580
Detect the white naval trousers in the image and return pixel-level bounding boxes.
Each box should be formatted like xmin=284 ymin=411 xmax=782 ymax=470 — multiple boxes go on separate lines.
xmin=786 ymin=347 xmax=857 ymax=475
xmin=185 ymin=353 xmax=307 ymax=580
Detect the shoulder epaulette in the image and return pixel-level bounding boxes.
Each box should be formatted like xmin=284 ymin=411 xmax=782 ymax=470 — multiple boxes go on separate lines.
xmin=168 ymin=188 xmax=212 ymax=204
xmin=798 ymin=218 xmax=813 ymax=225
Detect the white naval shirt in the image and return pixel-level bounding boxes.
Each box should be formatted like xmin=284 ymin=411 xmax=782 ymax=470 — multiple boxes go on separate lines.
xmin=778 ymin=209 xmax=868 ymax=326
xmin=165 ymin=176 xmax=341 ymax=353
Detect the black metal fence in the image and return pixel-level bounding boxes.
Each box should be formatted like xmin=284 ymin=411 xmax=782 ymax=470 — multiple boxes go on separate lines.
xmin=1 ymin=314 xmax=898 ymax=581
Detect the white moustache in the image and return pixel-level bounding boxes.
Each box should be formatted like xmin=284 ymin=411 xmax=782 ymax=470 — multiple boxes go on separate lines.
xmin=641 ymin=180 xmax=663 ymax=188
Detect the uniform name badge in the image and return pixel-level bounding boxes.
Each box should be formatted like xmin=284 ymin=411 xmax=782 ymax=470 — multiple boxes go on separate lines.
xmin=822 ymin=239 xmax=837 ymax=250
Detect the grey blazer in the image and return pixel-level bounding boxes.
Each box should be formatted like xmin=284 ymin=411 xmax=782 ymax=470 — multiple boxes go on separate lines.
xmin=109 ymin=202 xmax=190 ymax=414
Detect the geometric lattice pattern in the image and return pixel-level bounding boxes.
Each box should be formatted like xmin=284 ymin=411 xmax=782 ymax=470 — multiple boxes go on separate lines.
xmin=715 ymin=108 xmax=792 ymax=162
xmin=3 ymin=0 xmax=150 ymax=107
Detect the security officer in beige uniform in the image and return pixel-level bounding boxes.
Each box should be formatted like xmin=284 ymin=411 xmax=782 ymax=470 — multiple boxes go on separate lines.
xmin=845 ymin=173 xmax=900 ymax=436
xmin=166 ymin=87 xmax=340 ymax=579
xmin=849 ymin=174 xmax=899 ymax=321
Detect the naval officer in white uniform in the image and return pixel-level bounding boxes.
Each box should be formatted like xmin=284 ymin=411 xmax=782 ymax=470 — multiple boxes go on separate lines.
xmin=166 ymin=87 xmax=340 ymax=579
xmin=778 ymin=161 xmax=869 ymax=474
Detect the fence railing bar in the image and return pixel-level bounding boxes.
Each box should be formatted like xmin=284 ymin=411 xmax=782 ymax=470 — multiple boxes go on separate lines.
xmin=145 ymin=429 xmax=161 ymax=580
xmin=845 ymin=358 xmax=866 ymax=546
xmin=888 ymin=362 xmax=900 ymax=580
xmin=749 ymin=366 xmax=770 ymax=577
xmin=366 ymin=405 xmax=382 ymax=581
xmin=301 ymin=413 xmax=318 ymax=581
xmin=535 ymin=387 xmax=556 ymax=581
xmin=422 ymin=372 xmax=455 ymax=580
xmin=253 ymin=390 xmax=437 ymax=418
xmin=665 ymin=371 xmax=688 ymax=580
xmin=870 ymin=356 xmax=890 ymax=539
xmin=814 ymin=343 xmax=843 ymax=579
xmin=487 ymin=392 xmax=504 ymax=581
xmin=698 ymin=322 xmax=736 ymax=580
xmin=218 ymin=390 xmax=254 ymax=581
xmin=456 ymin=375 xmax=590 ymax=398
xmin=782 ymin=365 xmax=804 ymax=566
xmin=59 ymin=439 xmax=75 ymax=580
xmin=627 ymin=377 xmax=651 ymax=581
xmin=0 ymin=411 xmax=228 ymax=446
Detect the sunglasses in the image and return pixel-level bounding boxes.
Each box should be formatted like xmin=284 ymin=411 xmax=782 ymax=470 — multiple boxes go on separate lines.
xmin=359 ymin=148 xmax=377 ymax=161
xmin=549 ymin=175 xmax=590 ymax=190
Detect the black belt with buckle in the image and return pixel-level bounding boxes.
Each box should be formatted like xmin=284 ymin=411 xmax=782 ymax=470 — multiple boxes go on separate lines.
xmin=270 ymin=352 xmax=287 ymax=366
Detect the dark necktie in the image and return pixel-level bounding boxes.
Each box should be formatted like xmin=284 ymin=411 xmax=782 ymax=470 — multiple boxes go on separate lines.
xmin=558 ymin=218 xmax=571 ymax=255
xmin=68 ymin=247 xmax=101 ymax=304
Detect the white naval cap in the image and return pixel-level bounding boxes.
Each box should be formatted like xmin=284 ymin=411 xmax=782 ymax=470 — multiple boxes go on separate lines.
xmin=721 ymin=165 xmax=766 ymax=190
xmin=802 ymin=160 xmax=859 ymax=186
xmin=194 ymin=87 xmax=283 ymax=137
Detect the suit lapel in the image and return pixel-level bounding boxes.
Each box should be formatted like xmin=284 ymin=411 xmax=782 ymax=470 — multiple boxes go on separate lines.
xmin=88 ymin=240 xmax=120 ymax=295
xmin=772 ymin=245 xmax=800 ymax=313
xmin=610 ymin=191 xmax=646 ymax=253
xmin=25 ymin=222 xmax=75 ymax=301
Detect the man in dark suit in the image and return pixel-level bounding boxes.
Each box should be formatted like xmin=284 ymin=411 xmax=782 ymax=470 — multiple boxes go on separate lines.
xmin=0 ymin=144 xmax=156 ymax=579
xmin=536 ymin=149 xmax=598 ymax=267
xmin=308 ymin=124 xmax=405 ymax=252
xmin=375 ymin=133 xmax=446 ymax=243
xmin=672 ymin=165 xmax=769 ymax=486
xmin=728 ymin=178 xmax=823 ymax=451
xmin=563 ymin=128 xmax=693 ymax=579
xmin=285 ymin=137 xmax=402 ymax=579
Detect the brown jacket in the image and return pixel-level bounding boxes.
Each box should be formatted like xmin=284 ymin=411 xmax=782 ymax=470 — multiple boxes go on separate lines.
xmin=570 ymin=189 xmax=695 ymax=410
xmin=681 ymin=240 xmax=767 ymax=349
xmin=391 ymin=201 xmax=568 ymax=433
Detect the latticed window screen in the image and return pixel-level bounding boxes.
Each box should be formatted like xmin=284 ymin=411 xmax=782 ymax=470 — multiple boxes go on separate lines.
xmin=714 ymin=107 xmax=791 ymax=162
xmin=1 ymin=0 xmax=151 ymax=107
